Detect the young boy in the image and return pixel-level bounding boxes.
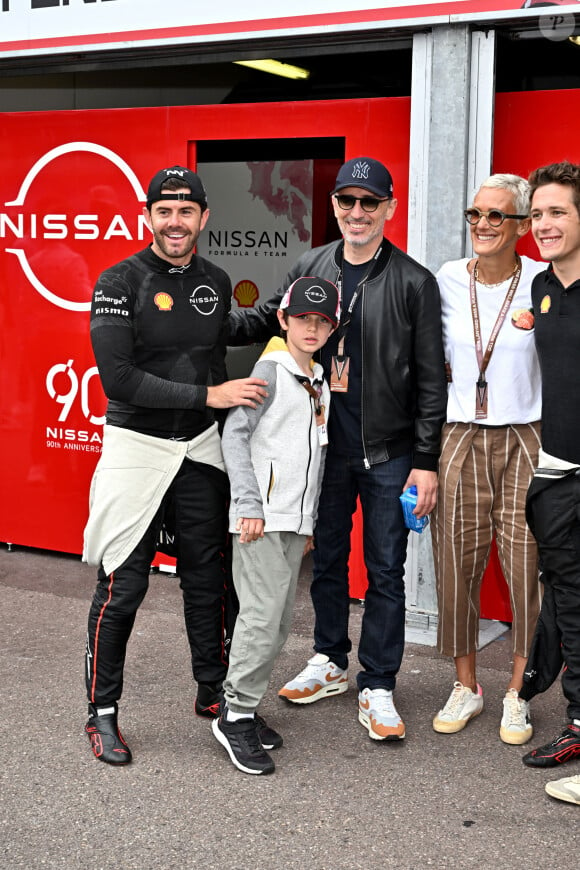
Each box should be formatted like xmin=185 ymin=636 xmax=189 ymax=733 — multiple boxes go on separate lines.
xmin=212 ymin=276 xmax=340 ymax=775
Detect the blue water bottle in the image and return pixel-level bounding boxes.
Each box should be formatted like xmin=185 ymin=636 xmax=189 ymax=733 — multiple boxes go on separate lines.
xmin=399 ymin=485 xmax=429 ymax=533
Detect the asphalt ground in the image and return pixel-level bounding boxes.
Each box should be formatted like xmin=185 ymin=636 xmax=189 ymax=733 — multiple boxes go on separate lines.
xmin=1 ymin=543 xmax=579 ymax=870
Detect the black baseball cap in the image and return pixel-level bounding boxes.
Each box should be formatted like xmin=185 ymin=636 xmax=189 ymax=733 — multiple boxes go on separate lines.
xmin=280 ymin=277 xmax=341 ymax=328
xmin=146 ymin=166 xmax=207 ymax=210
xmin=332 ymin=157 xmax=394 ymax=198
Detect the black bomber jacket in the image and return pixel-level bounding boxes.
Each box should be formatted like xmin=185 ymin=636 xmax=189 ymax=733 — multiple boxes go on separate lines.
xmin=228 ymin=239 xmax=447 ymax=471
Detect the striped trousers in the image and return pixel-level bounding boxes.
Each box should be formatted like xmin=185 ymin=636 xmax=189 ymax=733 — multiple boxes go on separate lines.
xmin=432 ymin=422 xmax=541 ymax=658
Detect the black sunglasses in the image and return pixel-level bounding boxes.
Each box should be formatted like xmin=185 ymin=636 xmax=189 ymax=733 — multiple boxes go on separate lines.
xmin=464 ymin=207 xmax=528 ymax=227
xmin=334 ymin=194 xmax=389 ymax=213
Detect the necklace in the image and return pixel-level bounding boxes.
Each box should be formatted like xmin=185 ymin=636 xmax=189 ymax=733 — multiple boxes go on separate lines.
xmin=473 ymin=258 xmax=519 ymax=288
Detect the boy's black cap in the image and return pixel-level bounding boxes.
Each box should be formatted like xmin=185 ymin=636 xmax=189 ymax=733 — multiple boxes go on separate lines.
xmin=332 ymin=157 xmax=393 ymax=198
xmin=280 ymin=277 xmax=341 ymax=328
xmin=146 ymin=166 xmax=207 ymax=210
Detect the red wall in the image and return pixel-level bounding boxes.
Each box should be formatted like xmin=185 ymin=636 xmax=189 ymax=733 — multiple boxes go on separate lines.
xmin=0 ymin=86 xmax=565 ymax=624
xmin=0 ymin=98 xmax=410 ymax=553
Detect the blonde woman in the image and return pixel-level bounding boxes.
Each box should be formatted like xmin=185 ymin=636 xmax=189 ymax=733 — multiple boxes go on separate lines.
xmin=432 ymin=174 xmax=544 ymax=745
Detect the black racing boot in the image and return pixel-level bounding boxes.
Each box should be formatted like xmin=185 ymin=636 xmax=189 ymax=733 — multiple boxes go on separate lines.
xmin=85 ymin=703 xmax=132 ymax=765
xmin=194 ymin=683 xmax=225 ymax=719
xmin=523 ymin=723 xmax=580 ymax=768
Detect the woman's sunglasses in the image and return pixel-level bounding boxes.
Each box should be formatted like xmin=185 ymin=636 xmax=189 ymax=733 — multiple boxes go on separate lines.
xmin=464 ymin=207 xmax=528 ymax=227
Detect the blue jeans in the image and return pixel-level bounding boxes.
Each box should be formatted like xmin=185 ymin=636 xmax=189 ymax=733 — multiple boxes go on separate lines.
xmin=311 ymin=450 xmax=412 ymax=691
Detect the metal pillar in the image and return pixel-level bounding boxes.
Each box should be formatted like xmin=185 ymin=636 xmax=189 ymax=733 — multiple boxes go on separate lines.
xmin=405 ymin=24 xmax=496 ymax=628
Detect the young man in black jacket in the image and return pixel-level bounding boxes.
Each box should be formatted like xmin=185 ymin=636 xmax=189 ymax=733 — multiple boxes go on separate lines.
xmin=83 ymin=166 xmax=270 ymax=765
xmin=229 ymin=157 xmax=447 ymax=740
xmin=519 ymin=161 xmax=580 ymax=803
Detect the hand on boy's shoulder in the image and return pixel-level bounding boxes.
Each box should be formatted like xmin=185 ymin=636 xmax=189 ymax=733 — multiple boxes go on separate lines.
xmin=236 ymin=516 xmax=265 ymax=543
xmin=206 ymin=377 xmax=268 ymax=409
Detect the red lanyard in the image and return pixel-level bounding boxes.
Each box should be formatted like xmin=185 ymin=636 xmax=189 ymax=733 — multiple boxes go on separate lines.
xmin=470 ymin=256 xmax=521 ymax=377
xmin=469 ymin=255 xmax=521 ymax=418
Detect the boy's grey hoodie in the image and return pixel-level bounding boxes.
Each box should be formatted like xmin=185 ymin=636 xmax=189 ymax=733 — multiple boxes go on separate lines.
xmin=222 ymin=337 xmax=330 ymax=536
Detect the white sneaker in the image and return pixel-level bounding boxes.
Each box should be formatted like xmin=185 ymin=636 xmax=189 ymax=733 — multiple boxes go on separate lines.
xmin=500 ymin=688 xmax=533 ymax=745
xmin=433 ymin=681 xmax=484 ymax=734
xmin=358 ymin=688 xmax=405 ymax=740
xmin=545 ymin=774 xmax=580 ymax=805
xmin=278 ymin=653 xmax=348 ymax=704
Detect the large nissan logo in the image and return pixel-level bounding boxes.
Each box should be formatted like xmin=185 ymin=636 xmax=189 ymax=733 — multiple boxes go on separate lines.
xmin=3 ymin=142 xmax=146 ymax=312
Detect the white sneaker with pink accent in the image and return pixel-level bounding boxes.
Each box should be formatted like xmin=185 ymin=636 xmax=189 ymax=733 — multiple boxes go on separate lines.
xmin=433 ymin=681 xmax=484 ymax=733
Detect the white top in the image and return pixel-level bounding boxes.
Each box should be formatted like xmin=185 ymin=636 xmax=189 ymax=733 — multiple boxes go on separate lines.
xmin=83 ymin=422 xmax=224 ymax=575
xmin=436 ymin=255 xmax=545 ymax=425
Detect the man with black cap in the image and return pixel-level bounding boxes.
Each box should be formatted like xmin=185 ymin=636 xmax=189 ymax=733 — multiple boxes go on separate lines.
xmin=82 ymin=165 xmax=269 ymax=765
xmin=229 ymin=156 xmax=446 ymax=741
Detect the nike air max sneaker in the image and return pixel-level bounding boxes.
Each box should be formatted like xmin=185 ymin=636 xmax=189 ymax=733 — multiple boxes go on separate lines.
xmin=278 ymin=653 xmax=348 ymax=704
xmin=358 ymin=688 xmax=405 ymax=740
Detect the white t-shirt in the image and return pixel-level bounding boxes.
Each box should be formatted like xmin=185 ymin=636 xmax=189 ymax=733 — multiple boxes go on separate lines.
xmin=436 ymin=255 xmax=545 ymax=425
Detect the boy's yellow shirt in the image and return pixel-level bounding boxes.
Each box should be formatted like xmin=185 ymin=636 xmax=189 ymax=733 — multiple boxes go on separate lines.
xmin=260 ymin=335 xmax=315 ymax=370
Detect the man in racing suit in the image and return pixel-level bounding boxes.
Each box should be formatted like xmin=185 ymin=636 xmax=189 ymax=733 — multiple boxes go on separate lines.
xmin=228 ymin=157 xmax=447 ymax=741
xmin=83 ymin=165 xmax=268 ymax=765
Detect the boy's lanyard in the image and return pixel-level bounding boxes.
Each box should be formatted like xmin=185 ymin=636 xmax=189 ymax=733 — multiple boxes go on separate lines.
xmin=469 ymin=255 xmax=521 ymax=420
xmin=331 ymin=241 xmax=383 ymax=392
xmin=295 ymin=376 xmax=328 ymax=446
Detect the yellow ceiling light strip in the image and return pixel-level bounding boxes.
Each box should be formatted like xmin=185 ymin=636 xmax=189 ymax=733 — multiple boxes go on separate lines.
xmin=234 ymin=59 xmax=310 ymax=80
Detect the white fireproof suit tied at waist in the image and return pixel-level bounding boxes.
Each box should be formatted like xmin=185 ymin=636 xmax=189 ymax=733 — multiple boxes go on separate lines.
xmin=82 ymin=422 xmax=225 ymax=576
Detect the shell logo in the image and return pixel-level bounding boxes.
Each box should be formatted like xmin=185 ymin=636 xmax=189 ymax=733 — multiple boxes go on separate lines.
xmin=154 ymin=292 xmax=174 ymax=311
xmin=540 ymin=294 xmax=551 ymax=314
xmin=234 ymin=279 xmax=259 ymax=308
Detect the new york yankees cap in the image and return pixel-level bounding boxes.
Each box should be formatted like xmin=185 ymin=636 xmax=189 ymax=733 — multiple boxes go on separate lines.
xmin=332 ymin=157 xmax=394 ymax=198
xmin=280 ymin=276 xmax=341 ymax=328
xmin=146 ymin=165 xmax=207 ymax=210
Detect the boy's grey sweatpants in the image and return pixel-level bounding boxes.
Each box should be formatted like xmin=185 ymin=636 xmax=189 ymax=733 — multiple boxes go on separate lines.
xmin=224 ymin=531 xmax=308 ymax=714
